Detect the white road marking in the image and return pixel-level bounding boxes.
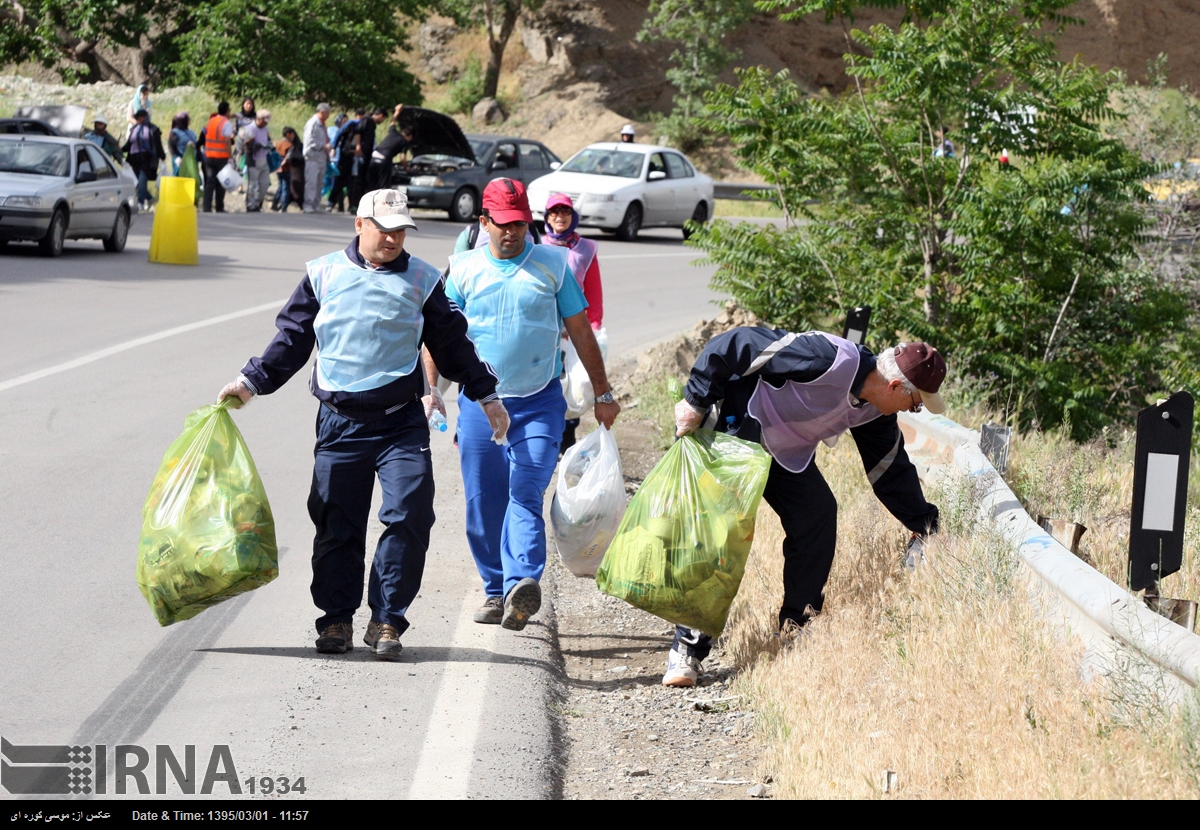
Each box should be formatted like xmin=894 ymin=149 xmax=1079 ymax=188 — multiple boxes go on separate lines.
xmin=0 ymin=299 xmax=285 ymax=393
xmin=407 ymin=593 xmax=500 ymax=799
xmin=602 ymin=252 xmax=702 ymax=260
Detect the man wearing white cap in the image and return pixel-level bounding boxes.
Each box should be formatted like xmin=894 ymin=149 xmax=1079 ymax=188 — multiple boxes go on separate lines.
xmin=619 ymin=124 xmax=635 ymax=143
xmin=85 ymin=115 xmax=122 ymax=162
xmin=217 ymin=189 xmax=510 ymax=660
xmin=239 ymin=109 xmax=273 ymax=212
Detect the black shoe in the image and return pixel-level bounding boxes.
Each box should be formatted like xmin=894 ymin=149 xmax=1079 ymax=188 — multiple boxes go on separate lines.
xmin=502 ymin=579 xmax=541 ymax=631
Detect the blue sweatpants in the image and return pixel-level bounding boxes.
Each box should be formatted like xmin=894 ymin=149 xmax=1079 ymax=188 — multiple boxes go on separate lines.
xmin=457 ymin=380 xmax=566 ymax=599
xmin=308 ymin=403 xmax=434 ymax=635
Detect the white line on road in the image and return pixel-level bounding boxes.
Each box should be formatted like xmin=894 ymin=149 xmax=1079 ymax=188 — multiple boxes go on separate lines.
xmin=602 ymin=252 xmax=703 ymax=260
xmin=0 ymin=299 xmax=285 ymax=393
xmin=407 ymin=594 xmax=500 ymax=799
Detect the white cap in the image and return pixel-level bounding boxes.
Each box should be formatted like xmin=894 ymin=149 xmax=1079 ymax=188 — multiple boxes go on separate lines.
xmin=357 ymin=189 xmax=418 ymax=232
xmin=620 ymin=124 xmax=635 ymax=135
xmin=93 ymin=114 xmax=108 ymax=126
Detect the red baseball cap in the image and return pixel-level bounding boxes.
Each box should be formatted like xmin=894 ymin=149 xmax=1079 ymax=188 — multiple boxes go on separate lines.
xmin=894 ymin=342 xmax=947 ymax=414
xmin=483 ymin=178 xmax=533 ymax=224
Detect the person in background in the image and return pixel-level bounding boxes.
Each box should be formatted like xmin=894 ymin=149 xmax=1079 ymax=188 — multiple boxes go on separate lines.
xmin=126 ymin=84 xmax=151 ymax=130
xmin=367 ymin=104 xmax=409 ymax=192
xmin=240 ymin=109 xmax=272 ymax=212
xmin=85 ymin=115 xmax=122 ymax=163
xmin=619 ymin=124 xmax=635 ymax=143
xmin=934 ymin=127 xmax=955 ymax=159
xmin=168 ymin=112 xmax=197 ymax=175
xmin=122 ymin=108 xmax=165 ymax=211
xmin=235 ymin=97 xmax=257 ymax=133
xmin=329 ymin=110 xmax=362 ymax=213
xmin=302 ymin=103 xmax=333 ymax=213
xmin=202 ymin=101 xmax=235 ymax=213
xmin=542 ymin=192 xmax=604 ymax=451
xmin=274 ymin=126 xmax=305 ymax=212
xmin=350 ymin=108 xmax=385 ymax=211
xmin=272 ymin=126 xmax=295 ymax=211
xmin=324 ymin=113 xmax=348 ymax=209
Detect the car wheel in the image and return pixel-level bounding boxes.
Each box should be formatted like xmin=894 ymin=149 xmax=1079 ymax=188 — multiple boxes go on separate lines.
xmin=38 ymin=209 xmax=67 ymax=258
xmin=682 ymin=201 xmax=708 ymax=240
xmin=615 ymin=202 xmax=642 ymax=242
xmin=103 ymin=208 xmax=130 ymax=253
xmin=449 ymin=187 xmax=478 ymax=223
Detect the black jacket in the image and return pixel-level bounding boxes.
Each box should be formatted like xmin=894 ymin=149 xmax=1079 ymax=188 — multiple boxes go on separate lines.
xmin=240 ymin=239 xmax=499 ymax=421
xmin=686 ymin=326 xmax=938 ymax=535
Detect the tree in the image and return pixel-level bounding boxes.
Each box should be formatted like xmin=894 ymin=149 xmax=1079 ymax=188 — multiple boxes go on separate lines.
xmin=443 ymin=0 xmax=545 ymax=102
xmin=690 ymin=0 xmax=1198 ymax=439
xmin=636 ymin=0 xmax=756 ymax=151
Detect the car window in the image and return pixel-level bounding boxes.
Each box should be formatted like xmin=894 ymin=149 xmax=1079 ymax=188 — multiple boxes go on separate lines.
xmin=85 ymin=144 xmax=117 ymax=179
xmin=560 ymin=148 xmax=644 ymax=179
xmin=0 ymin=140 xmax=71 ymax=176
xmin=519 ymin=143 xmax=545 ymax=170
xmin=665 ymin=153 xmax=691 ymax=179
xmin=76 ymin=147 xmax=94 ymax=177
xmin=494 ymin=142 xmax=518 ymax=170
xmin=468 ymin=139 xmax=492 ymax=164
xmin=647 ymin=153 xmax=667 ymax=178
xmin=0 ymin=123 xmax=21 ymax=135
xmin=541 ymin=147 xmax=560 ymax=167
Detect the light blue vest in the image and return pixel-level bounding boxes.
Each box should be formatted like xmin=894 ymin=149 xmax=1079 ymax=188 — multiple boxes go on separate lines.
xmin=448 ymin=244 xmax=570 ymax=398
xmin=307 ymin=250 xmax=442 ymax=393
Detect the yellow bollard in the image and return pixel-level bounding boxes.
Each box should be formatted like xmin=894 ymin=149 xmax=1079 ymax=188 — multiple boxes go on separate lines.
xmin=148 ymin=176 xmax=199 ymax=265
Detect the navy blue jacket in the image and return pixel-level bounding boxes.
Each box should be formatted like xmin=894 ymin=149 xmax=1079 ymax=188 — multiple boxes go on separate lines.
xmin=685 ymin=326 xmax=938 ymax=535
xmin=240 ymin=239 xmax=498 ymax=420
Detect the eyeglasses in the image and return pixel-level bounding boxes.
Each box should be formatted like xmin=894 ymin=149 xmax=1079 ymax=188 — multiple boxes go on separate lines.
xmin=907 ymin=390 xmax=924 ymax=413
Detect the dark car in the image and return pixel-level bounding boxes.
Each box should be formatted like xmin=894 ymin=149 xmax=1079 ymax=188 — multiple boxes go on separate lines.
xmin=0 ymin=118 xmax=66 ymax=137
xmin=387 ymin=107 xmax=561 ymax=222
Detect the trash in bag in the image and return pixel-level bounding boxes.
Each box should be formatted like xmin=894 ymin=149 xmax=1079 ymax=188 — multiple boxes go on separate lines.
xmin=137 ymin=398 xmax=278 ymax=626
xmin=596 ymin=430 xmax=770 ymax=638
xmin=551 ymin=425 xmax=626 ymax=577
xmin=562 ymin=337 xmax=592 ymax=419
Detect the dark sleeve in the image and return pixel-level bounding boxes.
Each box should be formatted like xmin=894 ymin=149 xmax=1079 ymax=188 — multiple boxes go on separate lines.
xmin=420 ymin=280 xmax=499 ymax=403
xmin=849 ymin=414 xmax=939 ymax=536
xmin=239 ymin=276 xmax=319 ymax=396
xmin=684 ymin=327 xmax=834 ymax=410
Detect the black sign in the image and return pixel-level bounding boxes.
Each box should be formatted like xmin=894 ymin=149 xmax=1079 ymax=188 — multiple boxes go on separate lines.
xmin=1129 ymin=391 xmax=1194 ymax=591
xmin=842 ymin=306 xmax=871 ymax=345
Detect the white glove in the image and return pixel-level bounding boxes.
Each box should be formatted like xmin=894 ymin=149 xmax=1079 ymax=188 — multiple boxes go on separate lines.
xmin=482 ymin=399 xmax=511 ymax=445
xmin=218 ymin=376 xmax=254 ymax=408
xmin=422 ymin=387 xmax=446 ymax=421
xmin=674 ymin=398 xmax=706 ymax=437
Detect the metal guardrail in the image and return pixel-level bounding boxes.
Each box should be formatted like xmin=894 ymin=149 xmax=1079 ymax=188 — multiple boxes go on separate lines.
xmin=899 ymin=410 xmax=1200 ymax=700
xmin=713 ymin=182 xmax=776 ymax=201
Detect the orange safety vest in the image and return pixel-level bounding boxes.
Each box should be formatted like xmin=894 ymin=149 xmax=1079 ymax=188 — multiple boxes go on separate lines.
xmin=204 ymin=115 xmax=231 ymax=159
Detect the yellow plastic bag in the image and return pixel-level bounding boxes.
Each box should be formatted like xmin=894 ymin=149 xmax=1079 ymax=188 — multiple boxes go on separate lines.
xmin=596 ymin=431 xmax=770 ymax=637
xmin=137 ymin=398 xmax=278 ymax=625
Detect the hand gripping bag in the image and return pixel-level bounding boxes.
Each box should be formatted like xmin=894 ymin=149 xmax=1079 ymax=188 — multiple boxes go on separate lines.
xmin=561 ymin=337 xmax=593 ymax=419
xmin=596 ymin=431 xmax=770 ymax=638
xmin=137 ymin=398 xmax=278 ymax=625
xmin=551 ymin=425 xmax=626 ymax=576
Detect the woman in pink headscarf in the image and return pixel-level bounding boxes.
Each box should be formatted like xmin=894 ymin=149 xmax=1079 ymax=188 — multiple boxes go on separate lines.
xmin=544 ymin=192 xmax=604 ymax=451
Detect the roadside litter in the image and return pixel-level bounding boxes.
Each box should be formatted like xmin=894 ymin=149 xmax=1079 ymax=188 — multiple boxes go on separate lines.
xmin=137 ymin=398 xmax=278 ymax=625
xmin=552 ymin=425 xmax=626 ymax=576
xmin=596 ymin=431 xmax=770 ymax=637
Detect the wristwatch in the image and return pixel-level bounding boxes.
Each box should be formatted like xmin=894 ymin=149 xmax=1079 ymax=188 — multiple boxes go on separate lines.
xmin=594 ymin=391 xmax=615 ymax=404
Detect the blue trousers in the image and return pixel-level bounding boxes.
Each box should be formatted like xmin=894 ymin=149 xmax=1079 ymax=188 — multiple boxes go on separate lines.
xmin=458 ymin=380 xmax=566 ymax=598
xmin=308 ymin=403 xmax=433 ymax=635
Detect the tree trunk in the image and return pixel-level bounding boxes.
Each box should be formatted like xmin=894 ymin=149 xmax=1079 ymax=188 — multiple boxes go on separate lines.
xmin=921 ymin=233 xmax=941 ymax=325
xmin=483 ymin=0 xmax=521 ymax=100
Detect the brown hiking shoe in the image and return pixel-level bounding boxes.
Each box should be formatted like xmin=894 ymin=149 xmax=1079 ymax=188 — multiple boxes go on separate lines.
xmin=315 ymin=622 xmax=353 ymax=654
xmin=364 ymin=621 xmax=403 ymax=660
xmin=473 ymin=596 xmax=504 ymax=625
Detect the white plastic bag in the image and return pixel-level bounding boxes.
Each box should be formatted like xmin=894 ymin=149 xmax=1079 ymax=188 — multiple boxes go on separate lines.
xmin=216 ymin=161 xmax=243 ymax=191
xmin=551 ymin=425 xmax=626 ymax=577
xmin=562 ymin=336 xmax=593 ymax=419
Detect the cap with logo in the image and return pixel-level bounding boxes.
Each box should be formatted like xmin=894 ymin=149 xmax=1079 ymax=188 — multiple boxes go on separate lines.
xmin=482 ymin=178 xmax=532 ymax=224
xmin=357 ymin=189 xmax=418 ymax=232
xmin=894 ymin=342 xmax=947 ymax=414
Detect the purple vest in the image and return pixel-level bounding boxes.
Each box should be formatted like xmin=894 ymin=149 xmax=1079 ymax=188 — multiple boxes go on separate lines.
xmin=746 ymin=332 xmax=882 ymax=473
xmin=563 ymin=237 xmax=597 ymax=288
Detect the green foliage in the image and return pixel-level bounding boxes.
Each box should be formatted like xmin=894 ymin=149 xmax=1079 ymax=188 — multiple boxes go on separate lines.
xmin=637 ymin=0 xmax=756 ymax=152
xmin=440 ymin=0 xmax=546 ymax=100
xmin=690 ymin=0 xmax=1198 ymax=439
xmin=444 ymin=56 xmax=486 ymax=115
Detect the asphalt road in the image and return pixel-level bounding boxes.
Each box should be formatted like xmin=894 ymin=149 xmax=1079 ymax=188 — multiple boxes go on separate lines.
xmin=0 ymin=211 xmax=721 ymax=800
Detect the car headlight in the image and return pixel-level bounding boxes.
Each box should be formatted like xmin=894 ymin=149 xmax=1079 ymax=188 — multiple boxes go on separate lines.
xmin=4 ymin=196 xmax=43 ymax=208
xmin=582 ymin=193 xmax=615 ymax=203
xmin=410 ymin=176 xmax=441 ymax=187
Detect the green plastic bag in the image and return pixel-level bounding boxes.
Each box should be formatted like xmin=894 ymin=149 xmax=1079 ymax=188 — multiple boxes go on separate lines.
xmin=177 ymin=144 xmax=203 ymax=206
xmin=137 ymin=398 xmax=278 ymax=626
xmin=596 ymin=431 xmax=771 ymax=638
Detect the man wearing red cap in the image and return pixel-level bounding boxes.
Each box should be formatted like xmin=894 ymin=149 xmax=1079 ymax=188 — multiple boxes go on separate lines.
xmin=666 ymin=327 xmax=948 ymax=687
xmin=430 ymin=178 xmax=619 ymax=631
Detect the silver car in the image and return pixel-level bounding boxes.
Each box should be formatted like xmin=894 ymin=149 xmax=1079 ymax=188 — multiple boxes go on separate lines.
xmin=0 ymin=134 xmax=137 ymax=257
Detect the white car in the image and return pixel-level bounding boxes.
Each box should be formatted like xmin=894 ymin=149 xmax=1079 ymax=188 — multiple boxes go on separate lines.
xmin=526 ymin=142 xmax=713 ymax=241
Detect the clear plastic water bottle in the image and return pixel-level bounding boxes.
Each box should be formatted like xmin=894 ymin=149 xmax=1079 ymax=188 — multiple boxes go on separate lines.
xmin=429 ymin=411 xmax=447 ymax=432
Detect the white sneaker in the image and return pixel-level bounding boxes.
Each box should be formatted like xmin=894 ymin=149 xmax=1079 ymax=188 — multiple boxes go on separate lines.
xmin=904 ymin=533 xmax=926 ymax=571
xmin=662 ymin=648 xmax=701 ymax=688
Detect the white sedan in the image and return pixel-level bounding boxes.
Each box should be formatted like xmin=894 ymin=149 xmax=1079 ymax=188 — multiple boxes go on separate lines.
xmin=526 ymin=142 xmax=713 ymax=241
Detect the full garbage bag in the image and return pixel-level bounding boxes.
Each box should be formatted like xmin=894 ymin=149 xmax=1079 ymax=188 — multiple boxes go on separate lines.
xmin=551 ymin=425 xmax=626 ymax=577
xmin=137 ymin=398 xmax=278 ymax=625
xmin=596 ymin=430 xmax=770 ymax=638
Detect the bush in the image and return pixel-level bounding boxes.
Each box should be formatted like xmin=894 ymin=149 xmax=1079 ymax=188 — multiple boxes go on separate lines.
xmin=445 ymin=57 xmax=486 ymax=116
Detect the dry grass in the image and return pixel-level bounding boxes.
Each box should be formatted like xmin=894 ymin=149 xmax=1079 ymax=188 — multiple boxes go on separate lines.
xmin=723 ymin=436 xmax=1200 ymax=799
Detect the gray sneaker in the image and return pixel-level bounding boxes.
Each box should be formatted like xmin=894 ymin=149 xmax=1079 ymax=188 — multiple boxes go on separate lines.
xmin=904 ymin=534 xmax=927 ymax=571
xmin=474 ymin=596 xmax=504 ymax=625
xmin=502 ymin=578 xmax=542 ymax=631
xmin=315 ymin=622 xmax=353 ymax=654
xmin=364 ymin=621 xmax=403 ymax=660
